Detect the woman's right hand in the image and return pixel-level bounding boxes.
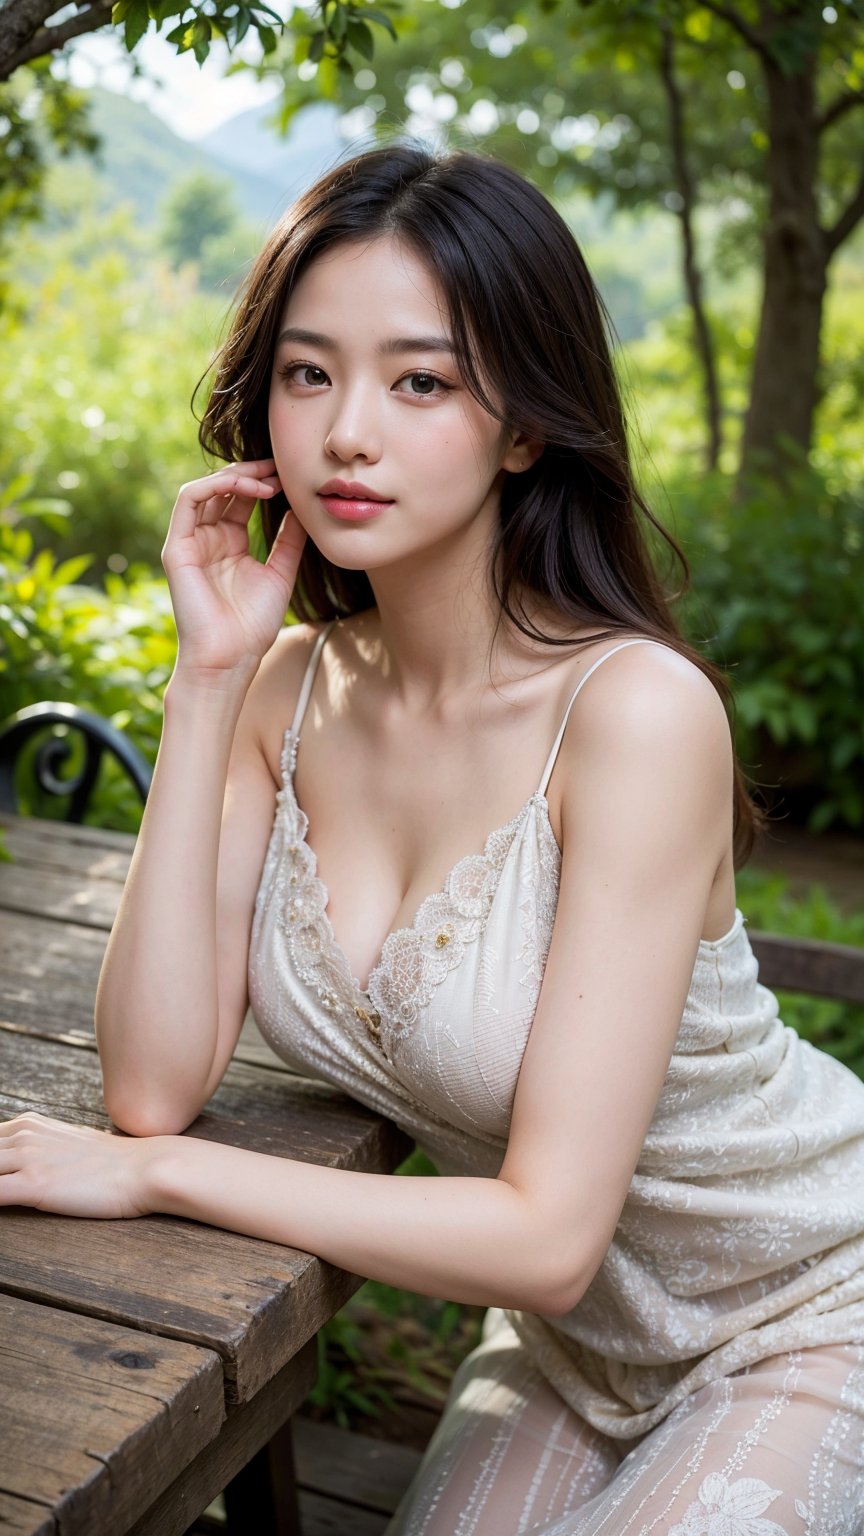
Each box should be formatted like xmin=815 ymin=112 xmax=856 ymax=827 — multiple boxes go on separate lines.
xmin=160 ymin=457 xmax=308 ymax=680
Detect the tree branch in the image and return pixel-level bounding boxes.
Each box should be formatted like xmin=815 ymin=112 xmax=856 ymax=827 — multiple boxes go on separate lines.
xmin=816 ymin=88 xmax=864 ymax=135
xmin=0 ymin=0 xmax=58 ymax=78
xmin=824 ymin=170 xmax=864 ymax=258
xmin=0 ymin=0 xmax=115 ymax=80
xmin=694 ymin=0 xmax=772 ymax=64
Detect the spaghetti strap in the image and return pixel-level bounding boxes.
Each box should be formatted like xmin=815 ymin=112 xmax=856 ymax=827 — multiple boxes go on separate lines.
xmin=536 ymin=637 xmax=668 ymax=798
xmin=289 ymin=619 xmax=338 ymax=738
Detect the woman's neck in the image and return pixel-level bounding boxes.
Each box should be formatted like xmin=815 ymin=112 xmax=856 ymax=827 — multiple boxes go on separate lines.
xmin=346 ymin=582 xmax=586 ymax=722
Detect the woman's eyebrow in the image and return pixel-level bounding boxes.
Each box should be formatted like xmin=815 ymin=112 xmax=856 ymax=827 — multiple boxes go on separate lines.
xmin=276 ymin=326 xmax=456 ymax=356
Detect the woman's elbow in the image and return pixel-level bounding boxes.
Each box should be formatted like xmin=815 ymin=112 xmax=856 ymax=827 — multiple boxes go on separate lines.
xmin=102 ymin=1088 xmax=199 ymax=1139
xmin=534 ymin=1273 xmax=587 ymax=1319
xmin=527 ymin=1243 xmax=600 ymax=1318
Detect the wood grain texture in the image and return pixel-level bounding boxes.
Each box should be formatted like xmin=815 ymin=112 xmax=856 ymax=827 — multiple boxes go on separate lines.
xmin=0 ymin=1291 xmax=223 ymax=1536
xmin=0 ymin=813 xmax=129 ymax=928
xmin=0 ymin=905 xmax=313 ymax=1077
xmin=125 ymin=1342 xmax=316 ymax=1536
xmin=0 ymin=811 xmax=136 ymax=860
xmin=292 ymin=1419 xmax=423 ymax=1517
xmin=0 ymin=1491 xmax=55 ymax=1535
xmin=0 ymin=1030 xmax=411 ymax=1403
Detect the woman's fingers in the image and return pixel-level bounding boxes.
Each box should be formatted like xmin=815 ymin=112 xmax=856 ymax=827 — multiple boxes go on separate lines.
xmin=265 ymin=509 xmax=308 ymax=586
xmin=164 ymin=462 xmax=281 ymax=544
xmin=212 ymin=471 xmax=283 ymax=529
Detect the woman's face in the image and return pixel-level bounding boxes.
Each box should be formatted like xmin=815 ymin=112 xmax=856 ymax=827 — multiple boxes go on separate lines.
xmin=267 ymin=233 xmax=530 ymax=571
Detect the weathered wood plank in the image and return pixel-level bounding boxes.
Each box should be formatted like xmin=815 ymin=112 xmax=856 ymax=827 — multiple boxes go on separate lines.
xmin=0 ymin=910 xmax=111 ymax=1036
xmin=0 ymin=812 xmax=136 ymax=858
xmin=0 ymin=1291 xmax=223 ymax=1536
xmin=0 ymin=908 xmax=295 ymax=1075
xmin=297 ymin=1491 xmax=391 ymax=1536
xmin=125 ymin=1342 xmax=316 ymax=1536
xmin=0 ymin=1492 xmax=55 ymax=1535
xmin=749 ymin=930 xmax=864 ymax=1004
xmin=0 ymin=1032 xmax=412 ymax=1403
xmin=0 ymin=857 xmax=130 ymax=930
xmin=0 ymin=815 xmax=133 ymax=883
xmin=292 ymin=1419 xmax=423 ymax=1517
xmin=0 ymin=1026 xmax=411 ymax=1169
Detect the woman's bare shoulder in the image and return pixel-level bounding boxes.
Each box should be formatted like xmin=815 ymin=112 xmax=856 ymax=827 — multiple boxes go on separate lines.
xmin=257 ymin=618 xmax=329 ymax=692
xmin=568 ymin=636 xmax=727 ymax=735
xmin=555 ymin=639 xmax=733 ymax=827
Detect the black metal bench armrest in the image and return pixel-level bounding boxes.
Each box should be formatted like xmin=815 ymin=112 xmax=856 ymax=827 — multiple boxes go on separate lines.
xmin=0 ymin=703 xmax=152 ymax=822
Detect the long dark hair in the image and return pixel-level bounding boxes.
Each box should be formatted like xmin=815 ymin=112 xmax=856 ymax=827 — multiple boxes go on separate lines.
xmin=197 ymin=141 xmax=767 ymax=866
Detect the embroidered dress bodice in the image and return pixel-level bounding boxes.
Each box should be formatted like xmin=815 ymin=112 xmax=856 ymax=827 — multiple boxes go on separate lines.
xmin=248 ymin=620 xmax=864 ymax=1437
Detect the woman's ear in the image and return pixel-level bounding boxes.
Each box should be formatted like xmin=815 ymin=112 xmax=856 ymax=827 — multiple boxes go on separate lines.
xmin=501 ymin=433 xmax=545 ymax=474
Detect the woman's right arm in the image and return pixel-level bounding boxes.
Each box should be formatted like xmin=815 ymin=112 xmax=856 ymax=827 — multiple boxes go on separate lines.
xmin=93 ymin=458 xmax=308 ymax=1136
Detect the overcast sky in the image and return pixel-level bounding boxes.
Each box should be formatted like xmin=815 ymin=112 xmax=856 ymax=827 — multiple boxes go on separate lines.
xmin=67 ymin=26 xmax=283 ymax=140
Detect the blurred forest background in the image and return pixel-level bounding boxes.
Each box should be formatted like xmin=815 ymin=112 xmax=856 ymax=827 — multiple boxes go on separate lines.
xmin=1 ymin=0 xmax=863 ymax=1437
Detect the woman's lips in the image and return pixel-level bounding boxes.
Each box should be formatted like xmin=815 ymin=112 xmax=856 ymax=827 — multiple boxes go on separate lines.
xmin=318 ymin=493 xmax=393 ymax=522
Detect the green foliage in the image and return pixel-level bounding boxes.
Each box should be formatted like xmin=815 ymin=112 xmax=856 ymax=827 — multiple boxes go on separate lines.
xmin=0 ymin=198 xmax=222 ymax=581
xmin=157 ymin=170 xmax=257 ymax=286
xmin=0 ymin=63 xmax=99 ymax=304
xmin=309 ymin=1269 xmax=485 ymax=1428
xmin=158 ymin=170 xmax=241 ymax=265
xmin=671 ymin=454 xmax=864 ymax=833
xmin=0 ymin=485 xmax=176 ymax=832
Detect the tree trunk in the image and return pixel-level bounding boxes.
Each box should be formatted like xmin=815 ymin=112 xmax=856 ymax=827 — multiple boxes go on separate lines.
xmin=738 ymin=34 xmax=827 ymax=485
xmin=658 ymin=21 xmax=723 ymax=472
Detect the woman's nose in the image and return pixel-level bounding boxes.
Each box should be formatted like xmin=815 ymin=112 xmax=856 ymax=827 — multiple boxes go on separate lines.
xmin=324 ymin=384 xmax=382 ymax=463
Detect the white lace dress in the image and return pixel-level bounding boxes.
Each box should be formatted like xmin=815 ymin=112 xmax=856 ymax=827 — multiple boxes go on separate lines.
xmin=247 ymin=620 xmax=864 ymax=1532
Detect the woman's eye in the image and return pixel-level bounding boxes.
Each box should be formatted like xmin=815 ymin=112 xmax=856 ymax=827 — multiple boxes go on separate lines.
xmin=279 ymin=362 xmax=329 ymax=387
xmin=396 ymin=372 xmax=451 ymax=399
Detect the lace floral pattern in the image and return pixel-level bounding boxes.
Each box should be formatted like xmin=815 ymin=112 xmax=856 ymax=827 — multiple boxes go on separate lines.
xmin=277 ymin=726 xmax=555 ymax=1051
xmin=668 ymin=1473 xmax=787 ymax=1536
xmin=367 ymin=806 xmax=549 ymax=1043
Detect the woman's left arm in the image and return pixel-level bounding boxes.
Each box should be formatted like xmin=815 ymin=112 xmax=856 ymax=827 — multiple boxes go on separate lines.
xmin=0 ymin=648 xmax=732 ymax=1318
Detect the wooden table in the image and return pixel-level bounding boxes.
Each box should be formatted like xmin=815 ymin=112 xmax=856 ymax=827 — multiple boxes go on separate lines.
xmin=0 ymin=813 xmax=413 ymax=1536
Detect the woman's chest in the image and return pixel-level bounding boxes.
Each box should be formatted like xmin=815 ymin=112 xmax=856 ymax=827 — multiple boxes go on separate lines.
xmin=248 ymin=790 xmax=562 ymax=1141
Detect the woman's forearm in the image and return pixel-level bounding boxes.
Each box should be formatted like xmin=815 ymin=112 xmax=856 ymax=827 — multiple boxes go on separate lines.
xmin=94 ymin=667 xmax=256 ymax=1131
xmin=144 ymin=1138 xmax=580 ymax=1316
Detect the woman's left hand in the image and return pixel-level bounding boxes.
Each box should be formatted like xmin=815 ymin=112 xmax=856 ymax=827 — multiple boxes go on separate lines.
xmin=0 ymin=1111 xmax=162 ymax=1219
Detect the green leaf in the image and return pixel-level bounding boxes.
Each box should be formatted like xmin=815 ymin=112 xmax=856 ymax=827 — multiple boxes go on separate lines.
xmin=233 ymin=6 xmax=251 ymax=44
xmin=122 ymin=0 xmax=151 ymax=52
xmin=330 ymin=3 xmax=347 ymax=42
xmin=355 ymin=5 xmax=397 ymax=41
xmin=346 ymin=18 xmax=374 ymax=59
xmin=53 ymin=555 xmax=95 ymax=587
xmin=308 ymin=29 xmax=326 ymax=60
xmin=0 ymin=473 xmax=35 ymax=508
xmin=257 ymin=22 xmax=277 ymax=52
xmin=250 ymin=0 xmax=283 ymax=21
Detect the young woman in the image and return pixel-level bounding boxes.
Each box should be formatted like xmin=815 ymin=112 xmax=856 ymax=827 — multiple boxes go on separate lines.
xmin=2 ymin=144 xmax=864 ymax=1533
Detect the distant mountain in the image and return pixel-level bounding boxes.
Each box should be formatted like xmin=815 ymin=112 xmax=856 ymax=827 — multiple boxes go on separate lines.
xmin=198 ymin=100 xmax=346 ymax=217
xmin=55 ymin=88 xmax=345 ymax=232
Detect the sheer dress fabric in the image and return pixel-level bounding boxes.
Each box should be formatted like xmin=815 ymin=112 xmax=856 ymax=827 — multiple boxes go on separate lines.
xmin=247 ymin=620 xmax=864 ymax=1527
